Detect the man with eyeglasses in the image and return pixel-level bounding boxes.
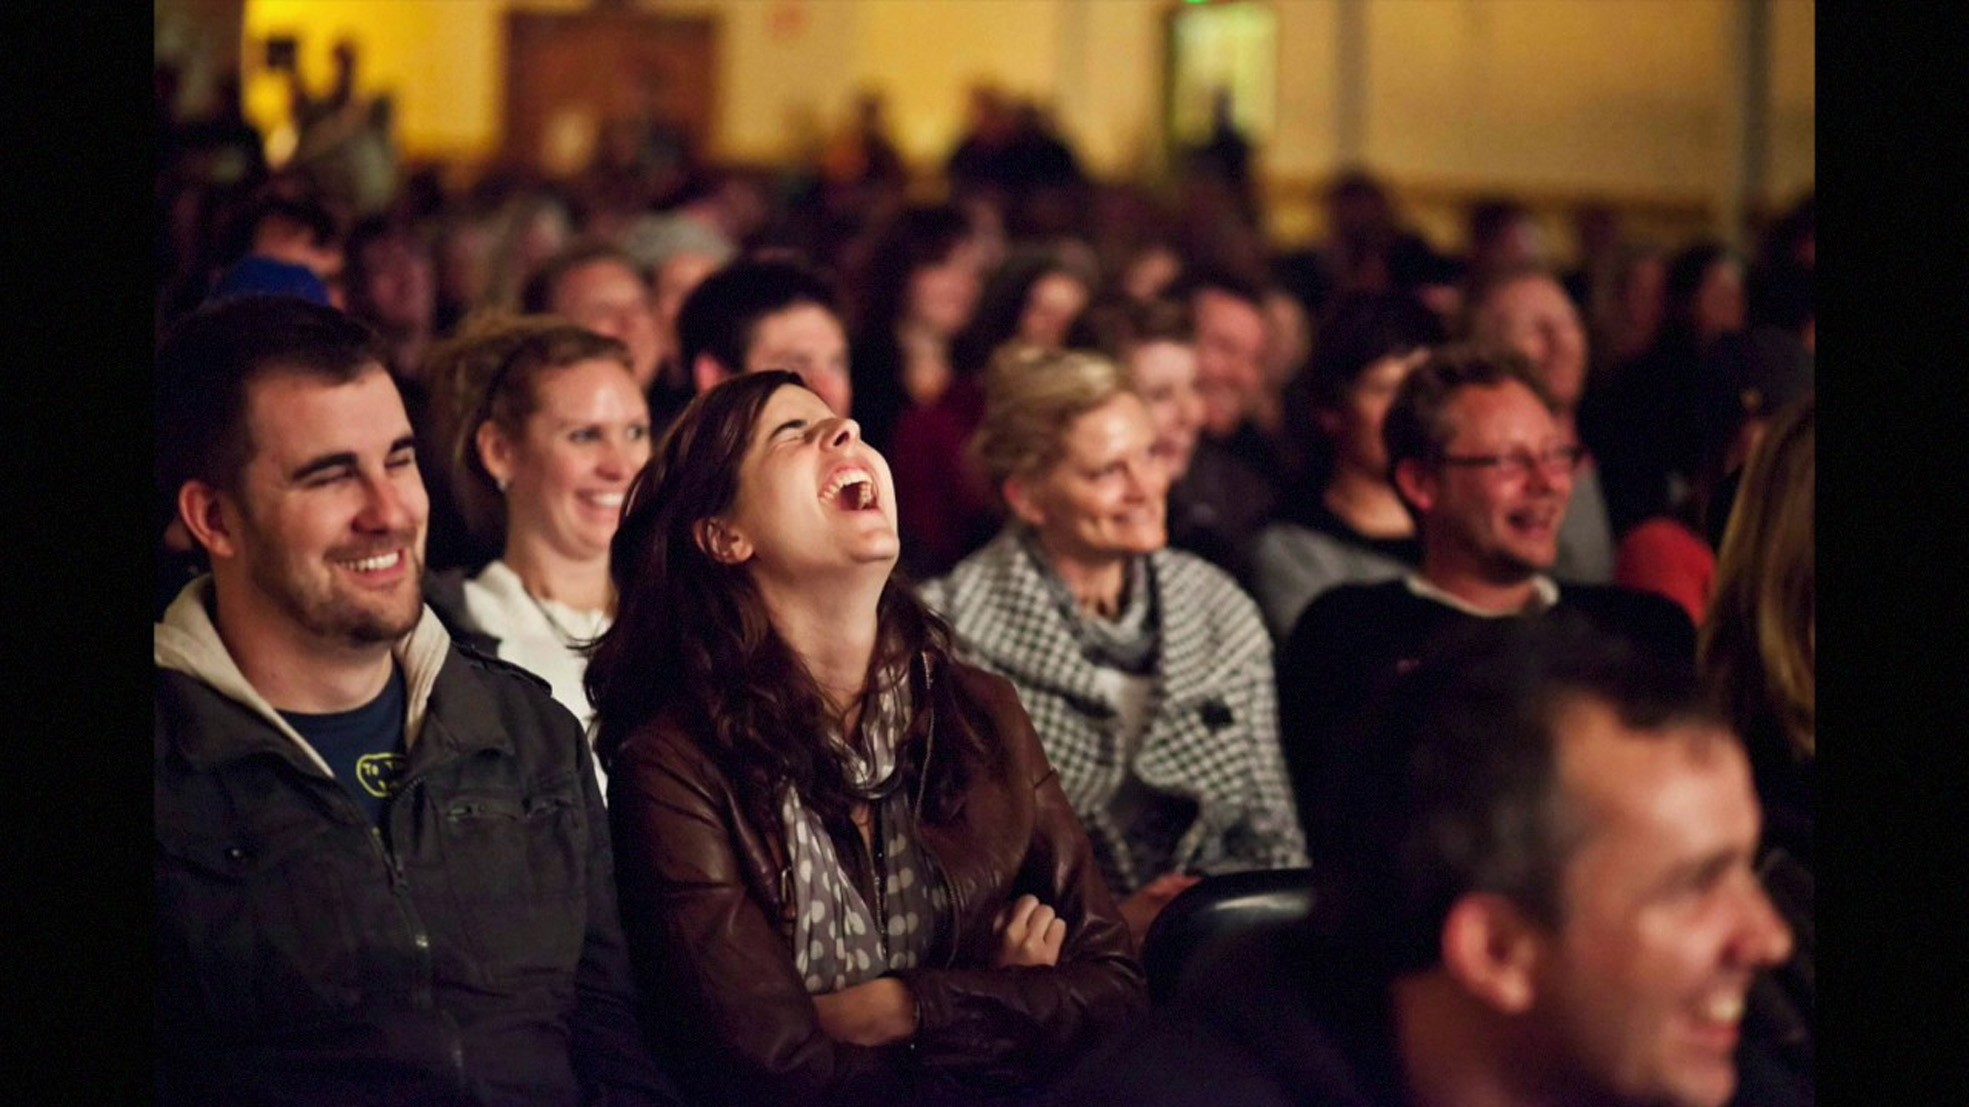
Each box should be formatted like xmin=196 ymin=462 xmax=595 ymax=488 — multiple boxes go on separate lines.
xmin=1276 ymin=345 xmax=1694 ymax=869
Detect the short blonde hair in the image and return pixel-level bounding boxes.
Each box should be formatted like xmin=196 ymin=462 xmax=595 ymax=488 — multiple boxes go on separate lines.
xmin=1699 ymin=391 xmax=1814 ymax=758
xmin=970 ymin=344 xmax=1137 ymax=498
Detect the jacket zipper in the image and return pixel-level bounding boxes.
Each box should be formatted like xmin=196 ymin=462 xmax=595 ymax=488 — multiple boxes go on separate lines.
xmin=914 ymin=657 xmax=966 ymax=969
xmin=370 ymin=777 xmax=461 ymax=1089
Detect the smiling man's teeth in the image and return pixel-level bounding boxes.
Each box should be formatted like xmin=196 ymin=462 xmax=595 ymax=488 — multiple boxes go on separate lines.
xmin=1698 ymin=992 xmax=1744 ymax=1024
xmin=340 ymin=551 xmax=401 ymax=572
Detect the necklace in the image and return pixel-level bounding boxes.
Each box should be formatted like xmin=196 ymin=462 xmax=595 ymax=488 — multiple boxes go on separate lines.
xmin=521 ymin=586 xmax=601 ymax=650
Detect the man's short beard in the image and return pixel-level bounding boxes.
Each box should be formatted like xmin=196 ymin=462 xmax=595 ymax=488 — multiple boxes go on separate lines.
xmin=247 ymin=539 xmax=425 ymax=649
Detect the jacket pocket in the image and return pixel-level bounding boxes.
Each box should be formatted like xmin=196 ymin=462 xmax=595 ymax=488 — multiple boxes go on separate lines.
xmin=429 ymin=775 xmax=589 ymax=983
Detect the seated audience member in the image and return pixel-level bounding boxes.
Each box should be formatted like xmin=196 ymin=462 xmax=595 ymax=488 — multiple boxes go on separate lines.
xmin=1047 ymin=615 xmax=1794 ymax=1107
xmin=675 ymin=254 xmax=855 ymax=418
xmin=227 ymin=194 xmax=348 ymax=307
xmin=1278 ymin=346 xmax=1694 ymax=864
xmin=343 ymin=213 xmax=438 ymax=381
xmin=895 ymin=249 xmax=1101 ymax=579
xmin=1161 ymin=270 xmax=1281 ymax=584
xmin=850 ymin=203 xmax=987 ymax=455
xmin=1589 ymin=242 xmax=1747 ymax=538
xmin=1468 ymin=265 xmax=1616 ymax=584
xmin=523 ymin=243 xmax=684 ymax=423
xmin=153 ymin=295 xmax=680 ymax=1105
xmin=1249 ymin=292 xmax=1440 ymax=639
xmin=923 ymin=347 xmax=1306 ymax=945
xmin=589 ymin=371 xmax=1145 ymax=1105
xmin=1613 ymin=329 xmax=1812 ymax=624
xmin=421 ymin=318 xmax=651 ymax=775
xmin=1700 ymin=393 xmax=1815 ymax=1107
xmin=1091 ymin=296 xmax=1205 ymax=484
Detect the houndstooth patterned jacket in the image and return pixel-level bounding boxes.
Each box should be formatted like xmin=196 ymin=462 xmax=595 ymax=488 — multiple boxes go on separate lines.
xmin=921 ymin=529 xmax=1307 ymax=896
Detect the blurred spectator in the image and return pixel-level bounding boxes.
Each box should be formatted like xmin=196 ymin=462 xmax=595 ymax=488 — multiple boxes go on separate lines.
xmin=674 ymin=255 xmax=853 ymax=416
xmin=343 ymin=214 xmax=438 ymax=380
xmin=894 ymin=247 xmax=1098 ymax=579
xmin=1462 ymin=196 xmax=1545 ymax=300
xmin=1468 ymin=266 xmax=1616 ymax=584
xmin=1249 ymin=293 xmax=1440 ymax=640
xmin=523 ymin=242 xmax=678 ymax=418
xmin=1562 ymin=200 xmax=1626 ymax=312
xmin=1182 ymin=87 xmax=1257 ymax=226
xmin=1587 ymin=243 xmax=1669 ymax=377
xmin=1051 ymin=614 xmax=1793 ymax=1107
xmin=848 ymin=203 xmax=986 ymax=454
xmin=1161 ymin=270 xmax=1280 ymax=585
xmin=1588 ymin=242 xmax=1748 ymax=538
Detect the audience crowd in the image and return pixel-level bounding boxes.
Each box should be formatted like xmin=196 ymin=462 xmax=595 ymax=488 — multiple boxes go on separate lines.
xmin=155 ymin=69 xmax=1813 ymax=1106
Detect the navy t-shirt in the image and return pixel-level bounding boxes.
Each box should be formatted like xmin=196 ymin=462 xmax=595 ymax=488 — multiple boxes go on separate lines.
xmin=281 ymin=663 xmax=409 ymax=829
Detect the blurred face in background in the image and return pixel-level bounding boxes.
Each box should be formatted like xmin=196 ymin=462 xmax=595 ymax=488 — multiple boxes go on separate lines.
xmin=1320 ymin=348 xmax=1427 ymax=480
xmin=1477 ymin=274 xmax=1590 ymax=416
xmin=907 ymin=238 xmax=985 ymax=339
xmin=654 ymin=251 xmax=727 ymax=360
xmin=352 ymin=232 xmax=435 ymax=335
xmin=1191 ymin=288 xmax=1268 ymax=439
xmin=1126 ymin=340 xmax=1205 ymax=482
xmin=1693 ymin=259 xmax=1746 ymax=344
xmin=553 ymin=258 xmax=664 ymax=390
xmin=1017 ymin=272 xmax=1090 ymax=350
xmin=746 ymin=303 xmax=854 ymax=417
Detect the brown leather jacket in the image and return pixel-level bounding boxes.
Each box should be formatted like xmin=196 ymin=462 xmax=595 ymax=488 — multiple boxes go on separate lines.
xmin=608 ymin=657 xmax=1147 ymax=1105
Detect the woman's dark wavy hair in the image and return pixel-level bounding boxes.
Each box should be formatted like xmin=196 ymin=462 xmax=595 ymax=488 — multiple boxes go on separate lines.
xmin=586 ymin=369 xmax=1002 ymax=832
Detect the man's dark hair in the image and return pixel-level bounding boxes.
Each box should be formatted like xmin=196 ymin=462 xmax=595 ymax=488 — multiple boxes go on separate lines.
xmin=1306 ymin=292 xmax=1446 ymax=414
xmin=520 ymin=241 xmax=647 ymax=315
xmin=251 ymin=195 xmax=340 ymax=249
xmin=1382 ymin=343 xmax=1554 ymax=478
xmin=1171 ymin=266 xmax=1267 ymax=313
xmin=675 ymin=257 xmax=841 ymax=377
xmin=1335 ymin=613 xmax=1718 ymax=974
xmin=156 ymin=295 xmax=387 ymax=524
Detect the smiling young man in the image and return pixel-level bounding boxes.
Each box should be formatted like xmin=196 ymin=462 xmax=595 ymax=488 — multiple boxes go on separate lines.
xmin=153 ymin=295 xmax=680 ymax=1105
xmin=1047 ymin=616 xmax=1794 ymax=1107
xmin=1275 ymin=346 xmax=1693 ymax=866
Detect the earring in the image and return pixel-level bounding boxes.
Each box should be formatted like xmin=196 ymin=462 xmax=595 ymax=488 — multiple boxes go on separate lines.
xmin=495 ymin=477 xmax=509 ymax=494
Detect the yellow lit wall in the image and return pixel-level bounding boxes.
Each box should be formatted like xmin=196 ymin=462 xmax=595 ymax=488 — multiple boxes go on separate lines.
xmin=231 ymin=0 xmax=1809 ymax=232
xmin=1768 ymin=0 xmax=1815 ymax=205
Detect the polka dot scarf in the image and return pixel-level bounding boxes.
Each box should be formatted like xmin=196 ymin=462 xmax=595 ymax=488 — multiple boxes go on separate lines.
xmin=785 ymin=664 xmax=941 ymax=994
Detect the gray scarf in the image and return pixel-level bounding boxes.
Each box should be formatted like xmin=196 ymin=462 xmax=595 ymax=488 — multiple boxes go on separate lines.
xmin=783 ymin=662 xmax=940 ymax=993
xmin=1019 ymin=526 xmax=1160 ymax=675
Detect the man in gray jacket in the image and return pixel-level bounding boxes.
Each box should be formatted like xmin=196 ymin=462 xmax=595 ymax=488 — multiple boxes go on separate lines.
xmin=153 ymin=294 xmax=681 ymax=1105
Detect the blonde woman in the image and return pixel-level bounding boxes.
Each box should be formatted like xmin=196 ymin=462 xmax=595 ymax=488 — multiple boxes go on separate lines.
xmin=424 ymin=317 xmax=652 ymax=756
xmin=922 ymin=347 xmax=1306 ymax=946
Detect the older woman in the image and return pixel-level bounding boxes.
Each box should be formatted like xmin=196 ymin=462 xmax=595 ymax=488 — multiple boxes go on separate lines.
xmin=922 ymin=347 xmax=1306 ymax=945
xmin=423 ymin=317 xmax=651 ymax=748
xmin=588 ymin=371 xmax=1143 ymax=1106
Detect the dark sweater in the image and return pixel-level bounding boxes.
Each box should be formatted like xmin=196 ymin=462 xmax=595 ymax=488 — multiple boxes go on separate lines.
xmin=1277 ymin=578 xmax=1695 ymax=867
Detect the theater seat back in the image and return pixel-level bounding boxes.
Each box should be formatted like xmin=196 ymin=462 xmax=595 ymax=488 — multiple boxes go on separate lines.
xmin=1139 ymin=867 xmax=1317 ymax=1004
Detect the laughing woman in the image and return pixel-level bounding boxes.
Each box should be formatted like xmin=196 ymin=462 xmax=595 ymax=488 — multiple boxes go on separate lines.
xmin=921 ymin=347 xmax=1307 ymax=946
xmin=587 ymin=371 xmax=1144 ymax=1106
xmin=424 ymin=318 xmax=651 ymax=753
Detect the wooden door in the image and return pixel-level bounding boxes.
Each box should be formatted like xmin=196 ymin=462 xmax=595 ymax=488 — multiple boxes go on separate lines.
xmin=504 ymin=10 xmax=719 ymax=180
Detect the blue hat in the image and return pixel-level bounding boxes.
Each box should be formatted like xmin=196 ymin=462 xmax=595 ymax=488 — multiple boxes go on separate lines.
xmin=207 ymin=255 xmax=331 ymax=305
